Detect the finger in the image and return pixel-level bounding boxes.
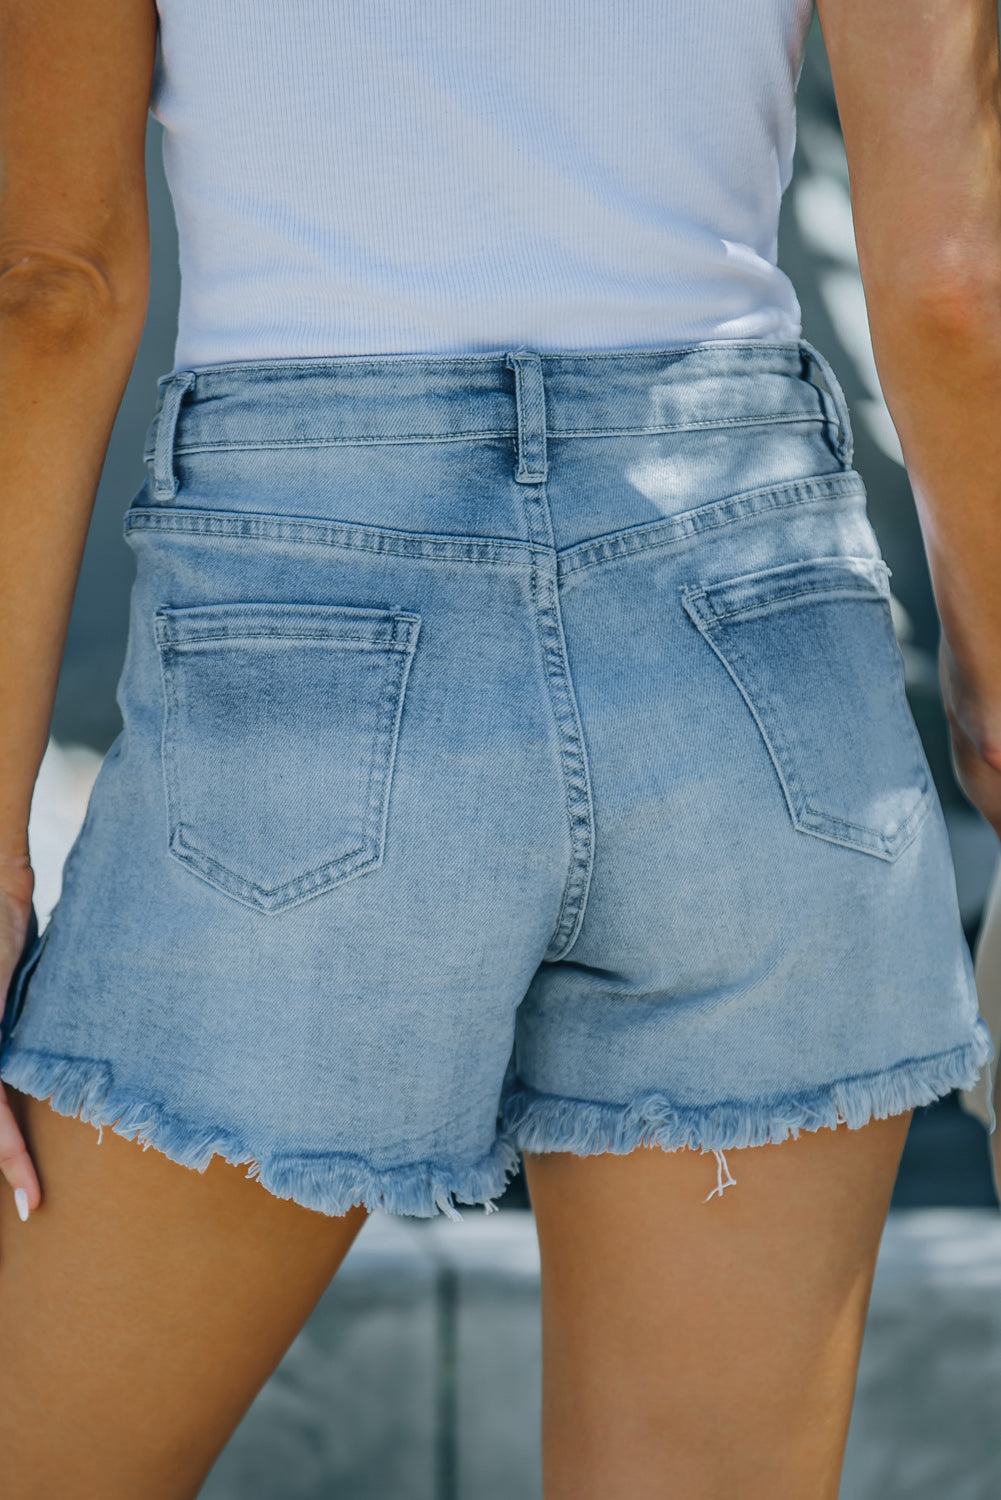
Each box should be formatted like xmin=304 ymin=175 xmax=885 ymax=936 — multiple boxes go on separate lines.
xmin=0 ymin=1081 xmax=41 ymax=1220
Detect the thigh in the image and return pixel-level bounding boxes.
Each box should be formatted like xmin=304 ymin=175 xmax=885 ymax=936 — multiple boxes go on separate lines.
xmin=0 ymin=1088 xmax=368 ymax=1500
xmin=524 ymin=1111 xmax=912 ymax=1500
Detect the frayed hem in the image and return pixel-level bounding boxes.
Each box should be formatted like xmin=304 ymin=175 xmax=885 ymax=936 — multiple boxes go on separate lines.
xmin=500 ymin=1022 xmax=996 ymax=1162
xmin=0 ymin=1047 xmax=522 ymax=1221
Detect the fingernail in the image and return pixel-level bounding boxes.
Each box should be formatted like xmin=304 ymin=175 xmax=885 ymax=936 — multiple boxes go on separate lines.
xmin=14 ymin=1188 xmax=29 ymax=1222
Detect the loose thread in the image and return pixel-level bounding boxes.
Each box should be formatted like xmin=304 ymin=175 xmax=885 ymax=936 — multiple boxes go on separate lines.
xmin=704 ymin=1147 xmax=737 ymax=1202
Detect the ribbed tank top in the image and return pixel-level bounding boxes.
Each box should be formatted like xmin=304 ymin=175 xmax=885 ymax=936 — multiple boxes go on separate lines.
xmin=149 ymin=1 xmax=816 ymax=372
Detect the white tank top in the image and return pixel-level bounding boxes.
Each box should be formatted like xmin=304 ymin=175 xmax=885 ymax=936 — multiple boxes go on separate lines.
xmin=149 ymin=0 xmax=816 ymax=371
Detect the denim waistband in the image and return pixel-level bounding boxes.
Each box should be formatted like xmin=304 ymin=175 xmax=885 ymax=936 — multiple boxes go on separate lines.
xmin=143 ymin=338 xmax=854 ymax=503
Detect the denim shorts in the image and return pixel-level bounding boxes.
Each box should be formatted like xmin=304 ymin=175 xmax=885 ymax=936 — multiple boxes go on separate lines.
xmin=0 ymin=339 xmax=992 ymax=1216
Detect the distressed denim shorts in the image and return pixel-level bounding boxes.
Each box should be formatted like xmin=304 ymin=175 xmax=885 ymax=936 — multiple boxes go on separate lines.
xmin=0 ymin=339 xmax=993 ymax=1216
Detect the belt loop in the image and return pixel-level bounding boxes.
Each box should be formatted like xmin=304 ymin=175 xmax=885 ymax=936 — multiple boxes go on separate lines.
xmin=504 ymin=351 xmax=549 ymax=484
xmin=151 ymin=370 xmax=197 ymax=501
xmin=800 ymin=340 xmax=854 ymax=467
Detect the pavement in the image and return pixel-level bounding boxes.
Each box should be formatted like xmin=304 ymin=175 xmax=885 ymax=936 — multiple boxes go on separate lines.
xmin=841 ymin=1211 xmax=1001 ymax=1500
xmin=196 ymin=1206 xmax=1001 ymax=1500
xmin=198 ymin=1210 xmax=542 ymax=1500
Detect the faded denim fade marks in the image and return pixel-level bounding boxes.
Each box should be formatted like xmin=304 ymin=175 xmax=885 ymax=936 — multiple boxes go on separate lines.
xmin=679 ymin=556 xmax=935 ymax=861
xmin=154 ymin=602 xmax=421 ymax=912
xmin=0 ymin=339 xmax=993 ymax=1219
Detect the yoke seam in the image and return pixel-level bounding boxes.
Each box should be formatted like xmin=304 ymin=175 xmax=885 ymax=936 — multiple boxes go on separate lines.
xmin=557 ymin=470 xmax=865 ymax=580
xmin=124 ymin=510 xmax=539 ymax=567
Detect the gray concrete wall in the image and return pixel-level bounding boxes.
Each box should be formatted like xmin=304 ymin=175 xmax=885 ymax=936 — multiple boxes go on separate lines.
xmin=197 ymin=1207 xmax=1001 ymax=1500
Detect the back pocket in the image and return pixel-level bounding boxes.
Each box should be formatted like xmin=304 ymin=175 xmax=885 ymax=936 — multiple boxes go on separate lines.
xmin=680 ymin=556 xmax=934 ymax=861
xmin=154 ymin=602 xmax=420 ymax=912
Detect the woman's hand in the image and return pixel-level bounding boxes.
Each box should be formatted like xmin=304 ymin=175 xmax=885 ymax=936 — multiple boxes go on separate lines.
xmin=939 ymin=634 xmax=1001 ymax=841
xmin=0 ymin=853 xmax=42 ymax=1223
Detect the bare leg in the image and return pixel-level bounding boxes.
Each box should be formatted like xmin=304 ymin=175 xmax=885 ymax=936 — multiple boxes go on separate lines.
xmin=524 ymin=1111 xmax=912 ymax=1500
xmin=0 ymin=1087 xmax=369 ymax=1500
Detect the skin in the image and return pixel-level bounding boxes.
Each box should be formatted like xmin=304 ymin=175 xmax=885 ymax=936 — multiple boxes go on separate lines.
xmin=0 ymin=1088 xmax=369 ymax=1500
xmin=0 ymin=1089 xmax=909 ymax=1500
xmin=523 ymin=1115 xmax=913 ymax=1500
xmin=0 ymin=0 xmax=999 ymax=1494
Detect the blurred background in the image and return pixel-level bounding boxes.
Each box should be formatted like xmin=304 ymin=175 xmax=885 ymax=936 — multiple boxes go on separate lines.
xmin=36 ymin=10 xmax=1000 ymax=1213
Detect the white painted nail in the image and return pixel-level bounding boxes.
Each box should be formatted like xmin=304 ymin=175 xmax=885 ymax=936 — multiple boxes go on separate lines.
xmin=14 ymin=1188 xmax=29 ymax=1222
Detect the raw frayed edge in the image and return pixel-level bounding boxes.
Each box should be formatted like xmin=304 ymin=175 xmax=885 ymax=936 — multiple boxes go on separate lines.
xmin=0 ymin=1048 xmax=522 ymax=1221
xmin=500 ymin=1022 xmax=996 ymax=1169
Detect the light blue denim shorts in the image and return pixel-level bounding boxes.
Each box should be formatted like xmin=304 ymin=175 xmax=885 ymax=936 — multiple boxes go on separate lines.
xmin=0 ymin=340 xmax=993 ymax=1216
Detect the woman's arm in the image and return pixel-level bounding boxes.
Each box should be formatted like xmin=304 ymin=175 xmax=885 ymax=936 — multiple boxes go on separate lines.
xmin=815 ymin=0 xmax=1001 ymax=829
xmin=0 ymin=0 xmax=158 ymax=1212
xmin=0 ymin=0 xmax=157 ymax=848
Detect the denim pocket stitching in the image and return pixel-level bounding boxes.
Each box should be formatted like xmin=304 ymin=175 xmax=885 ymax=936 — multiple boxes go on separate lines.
xmin=685 ymin=554 xmax=891 ymax=620
xmin=153 ymin=603 xmax=420 ymax=913
xmin=680 ymin=560 xmax=934 ymax=862
xmin=363 ymin=620 xmax=421 ymax=876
